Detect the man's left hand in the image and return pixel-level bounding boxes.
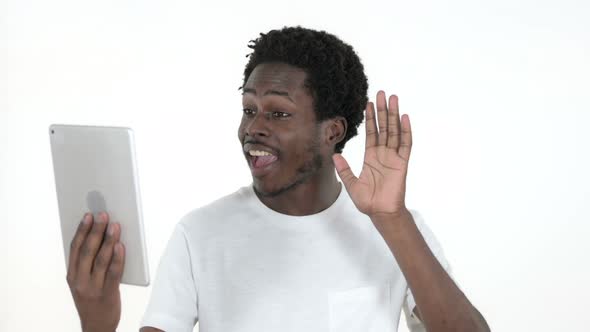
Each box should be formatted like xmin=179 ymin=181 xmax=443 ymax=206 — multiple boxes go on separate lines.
xmin=333 ymin=91 xmax=412 ymax=220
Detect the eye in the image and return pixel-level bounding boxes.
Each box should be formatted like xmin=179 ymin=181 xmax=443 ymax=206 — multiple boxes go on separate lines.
xmin=271 ymin=111 xmax=291 ymax=118
xmin=243 ymin=108 xmax=255 ymax=116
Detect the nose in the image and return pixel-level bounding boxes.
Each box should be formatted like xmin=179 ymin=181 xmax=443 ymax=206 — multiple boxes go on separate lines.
xmin=244 ymin=112 xmax=270 ymax=138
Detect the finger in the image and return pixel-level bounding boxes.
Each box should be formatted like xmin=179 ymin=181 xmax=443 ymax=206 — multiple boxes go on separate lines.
xmin=332 ymin=154 xmax=358 ymax=193
xmin=365 ymin=102 xmax=378 ymax=148
xmin=77 ymin=212 xmax=109 ymax=279
xmin=67 ymin=213 xmax=93 ymax=284
xmin=376 ymin=91 xmax=388 ymax=146
xmin=104 ymin=242 xmax=126 ymax=292
xmin=386 ymin=94 xmax=401 ymax=150
xmin=399 ymin=114 xmax=413 ymax=160
xmin=91 ymin=222 xmax=120 ymax=289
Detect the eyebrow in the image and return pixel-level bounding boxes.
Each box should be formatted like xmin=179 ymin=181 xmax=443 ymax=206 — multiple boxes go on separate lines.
xmin=242 ymin=88 xmax=294 ymax=102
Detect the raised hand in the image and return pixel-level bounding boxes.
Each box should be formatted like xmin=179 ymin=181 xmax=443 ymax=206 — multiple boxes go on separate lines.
xmin=333 ymin=91 xmax=412 ymax=219
xmin=67 ymin=212 xmax=125 ymax=332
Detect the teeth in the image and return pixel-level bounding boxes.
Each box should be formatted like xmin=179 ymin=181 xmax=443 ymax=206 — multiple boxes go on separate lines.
xmin=249 ymin=150 xmax=273 ymax=157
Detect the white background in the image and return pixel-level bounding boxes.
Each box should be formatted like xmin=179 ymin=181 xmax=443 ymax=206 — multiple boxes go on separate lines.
xmin=1 ymin=0 xmax=589 ymax=331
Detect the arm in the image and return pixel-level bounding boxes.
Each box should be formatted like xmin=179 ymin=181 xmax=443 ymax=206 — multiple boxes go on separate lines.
xmin=334 ymin=91 xmax=490 ymax=332
xmin=373 ymin=210 xmax=490 ymax=331
xmin=413 ymin=307 xmax=489 ymax=331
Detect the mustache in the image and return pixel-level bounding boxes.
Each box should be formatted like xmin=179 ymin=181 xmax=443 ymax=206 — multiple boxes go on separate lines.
xmin=243 ymin=139 xmax=274 ymax=149
xmin=242 ymin=139 xmax=279 ymax=155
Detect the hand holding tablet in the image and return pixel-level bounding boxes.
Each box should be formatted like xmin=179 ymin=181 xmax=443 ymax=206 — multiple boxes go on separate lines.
xmin=49 ymin=124 xmax=151 ymax=330
xmin=67 ymin=211 xmax=125 ymax=332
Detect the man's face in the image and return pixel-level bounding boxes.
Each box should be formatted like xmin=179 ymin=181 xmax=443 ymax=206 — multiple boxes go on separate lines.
xmin=238 ymin=62 xmax=324 ymax=197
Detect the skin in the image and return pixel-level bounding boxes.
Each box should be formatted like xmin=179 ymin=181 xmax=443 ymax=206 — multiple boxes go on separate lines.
xmin=238 ymin=62 xmax=346 ymax=215
xmin=333 ymin=93 xmax=491 ymax=331
xmin=66 ymin=212 xmax=125 ymax=332
xmin=68 ymin=62 xmax=490 ymax=332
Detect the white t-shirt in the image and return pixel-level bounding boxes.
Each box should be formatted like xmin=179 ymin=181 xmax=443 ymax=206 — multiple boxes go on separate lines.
xmin=141 ymin=185 xmax=451 ymax=332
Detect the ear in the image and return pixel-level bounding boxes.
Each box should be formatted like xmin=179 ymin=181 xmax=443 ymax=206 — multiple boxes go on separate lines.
xmin=323 ymin=117 xmax=347 ymax=148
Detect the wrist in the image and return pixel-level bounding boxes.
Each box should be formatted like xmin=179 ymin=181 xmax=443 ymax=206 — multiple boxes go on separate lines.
xmin=82 ymin=324 xmax=117 ymax=332
xmin=369 ymin=207 xmax=411 ymax=225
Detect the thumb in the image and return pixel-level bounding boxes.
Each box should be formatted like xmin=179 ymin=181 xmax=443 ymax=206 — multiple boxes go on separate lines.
xmin=332 ymin=153 xmax=358 ymax=192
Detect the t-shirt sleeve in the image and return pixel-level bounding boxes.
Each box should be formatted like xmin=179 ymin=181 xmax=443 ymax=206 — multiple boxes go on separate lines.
xmin=141 ymin=223 xmax=199 ymax=332
xmin=402 ymin=210 xmax=453 ymax=332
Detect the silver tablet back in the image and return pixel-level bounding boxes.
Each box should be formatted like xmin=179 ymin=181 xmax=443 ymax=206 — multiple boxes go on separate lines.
xmin=49 ymin=124 xmax=150 ymax=286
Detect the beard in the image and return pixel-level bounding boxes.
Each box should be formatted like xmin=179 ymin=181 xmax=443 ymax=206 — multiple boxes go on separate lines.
xmin=253 ymin=129 xmax=323 ymax=198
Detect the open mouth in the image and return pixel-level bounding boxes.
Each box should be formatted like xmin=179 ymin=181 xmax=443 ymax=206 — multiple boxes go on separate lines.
xmin=244 ymin=147 xmax=279 ymax=177
xmin=249 ymin=150 xmax=278 ymax=168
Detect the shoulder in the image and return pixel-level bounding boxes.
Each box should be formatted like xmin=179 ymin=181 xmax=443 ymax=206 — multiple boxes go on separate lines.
xmin=407 ymin=208 xmax=450 ymax=265
xmin=408 ymin=209 xmax=426 ymax=228
xmin=176 ymin=185 xmax=254 ymax=232
xmin=407 ymin=209 xmax=437 ymax=240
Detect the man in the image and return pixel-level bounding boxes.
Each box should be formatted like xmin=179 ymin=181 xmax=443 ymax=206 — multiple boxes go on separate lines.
xmin=66 ymin=26 xmax=490 ymax=332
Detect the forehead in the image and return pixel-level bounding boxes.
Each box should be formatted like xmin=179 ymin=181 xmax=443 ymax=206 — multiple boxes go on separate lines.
xmin=244 ymin=63 xmax=308 ymax=92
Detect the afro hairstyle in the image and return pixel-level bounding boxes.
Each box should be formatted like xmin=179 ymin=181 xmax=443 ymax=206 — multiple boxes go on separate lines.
xmin=242 ymin=26 xmax=368 ymax=153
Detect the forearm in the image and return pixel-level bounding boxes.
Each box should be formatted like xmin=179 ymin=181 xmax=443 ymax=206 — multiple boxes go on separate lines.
xmin=371 ymin=209 xmax=489 ymax=332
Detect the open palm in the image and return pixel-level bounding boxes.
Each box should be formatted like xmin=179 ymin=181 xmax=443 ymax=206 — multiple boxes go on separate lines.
xmin=333 ymin=91 xmax=412 ymax=218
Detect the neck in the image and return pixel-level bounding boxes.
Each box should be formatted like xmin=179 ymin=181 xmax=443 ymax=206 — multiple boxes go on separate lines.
xmin=255 ymin=168 xmax=342 ymax=216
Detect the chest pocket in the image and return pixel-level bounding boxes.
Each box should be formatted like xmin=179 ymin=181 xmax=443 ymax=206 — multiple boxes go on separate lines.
xmin=328 ymin=283 xmax=394 ymax=332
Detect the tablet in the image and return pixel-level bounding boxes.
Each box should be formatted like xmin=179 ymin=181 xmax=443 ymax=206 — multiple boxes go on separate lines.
xmin=49 ymin=124 xmax=150 ymax=286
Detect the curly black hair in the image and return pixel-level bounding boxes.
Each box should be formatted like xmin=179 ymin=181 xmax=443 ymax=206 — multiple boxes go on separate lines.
xmin=242 ymin=26 xmax=368 ymax=153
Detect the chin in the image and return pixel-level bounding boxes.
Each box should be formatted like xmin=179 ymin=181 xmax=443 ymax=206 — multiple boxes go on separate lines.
xmin=253 ymin=177 xmax=302 ymax=198
xmin=252 ymin=157 xmax=322 ymax=198
xmin=252 ymin=180 xmax=283 ymax=198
